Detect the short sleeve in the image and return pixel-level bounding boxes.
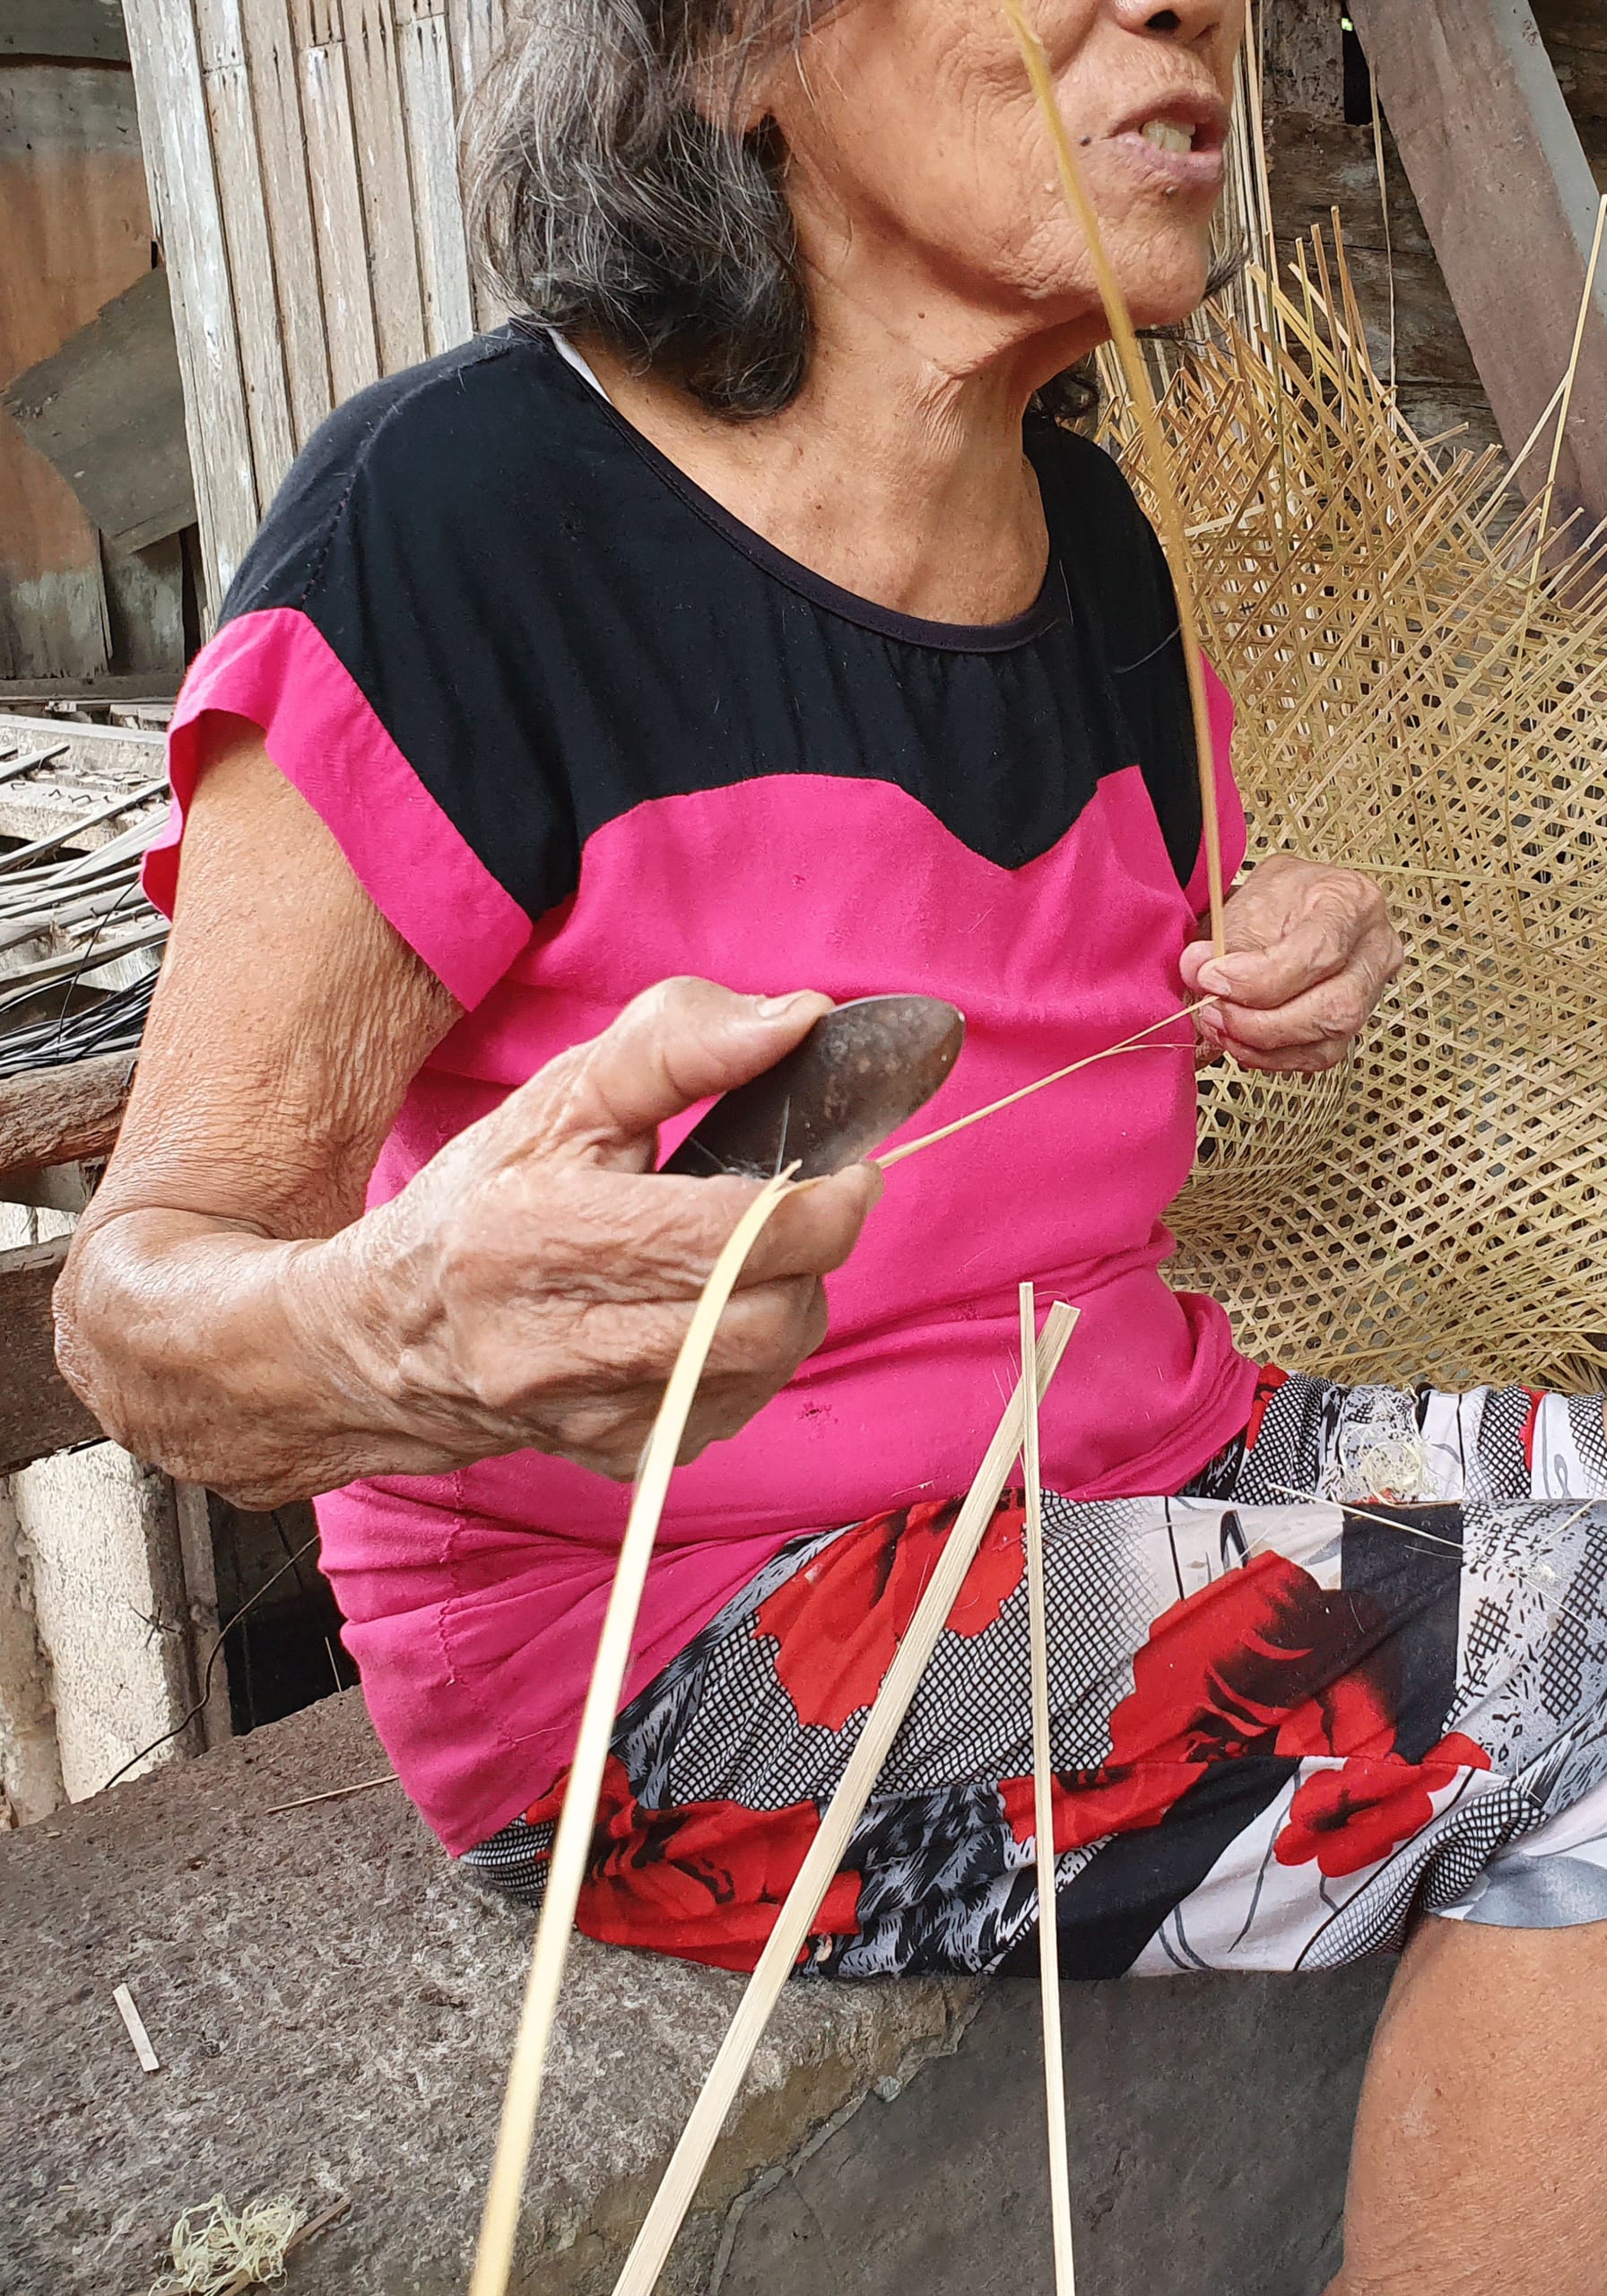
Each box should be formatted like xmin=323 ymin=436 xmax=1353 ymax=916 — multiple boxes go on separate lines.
xmin=143 ymin=341 xmax=552 ymax=1012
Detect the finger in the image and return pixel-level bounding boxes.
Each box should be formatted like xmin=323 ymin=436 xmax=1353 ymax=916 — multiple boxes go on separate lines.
xmin=1222 ymin=1035 xmax=1352 ymax=1075
xmin=523 ymin=978 xmax=837 ymax=1159
xmin=512 ymin=1276 xmax=830 ymax=1401
xmin=485 ymin=1161 xmax=882 ymax=1307
xmin=1207 ymin=976 xmax=1375 ymax=1053
xmin=1194 ymin=908 xmax=1359 ymax=1010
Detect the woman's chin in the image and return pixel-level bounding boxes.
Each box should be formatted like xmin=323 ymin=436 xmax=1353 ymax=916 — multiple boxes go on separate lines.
xmin=1120 ymin=248 xmax=1216 ymax=335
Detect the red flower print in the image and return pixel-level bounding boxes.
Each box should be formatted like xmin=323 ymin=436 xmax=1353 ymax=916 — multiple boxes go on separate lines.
xmin=997 ymin=1552 xmax=1404 ymax=1857
xmin=756 ymin=1498 xmax=1025 ymax=1731
xmin=532 ymin=1755 xmax=859 ymax=1973
xmin=1274 ymin=1732 xmax=1492 ymax=1880
xmin=1110 ymin=1552 xmax=1396 ymax=1768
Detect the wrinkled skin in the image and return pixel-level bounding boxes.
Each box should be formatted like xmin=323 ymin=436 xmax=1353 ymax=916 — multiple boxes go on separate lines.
xmin=53 ymin=15 xmax=1585 ymax=2289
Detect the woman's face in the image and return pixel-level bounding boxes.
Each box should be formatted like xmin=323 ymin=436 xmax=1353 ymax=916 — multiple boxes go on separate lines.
xmin=769 ymin=0 xmax=1245 ymax=359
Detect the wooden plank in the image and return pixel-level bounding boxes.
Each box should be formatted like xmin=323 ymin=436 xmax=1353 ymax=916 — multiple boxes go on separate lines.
xmin=0 ymin=2 xmax=129 ymax=64
xmin=1351 ymin=0 xmax=1607 ymax=532
xmin=0 ymin=1050 xmax=134 ymax=1188
xmin=239 ymin=0 xmax=333 ymax=455
xmin=0 ymin=1232 xmax=103 ymax=1475
xmin=294 ymin=8 xmax=382 ymax=400
xmin=397 ymin=4 xmax=473 ymax=355
xmin=122 ymin=0 xmax=260 ymax=610
xmin=1263 ymin=0 xmax=1343 ymax=113
xmin=0 ymin=61 xmax=147 ymax=681
xmin=2 ymin=267 xmax=196 ymax=552
xmin=0 ymin=673 xmax=177 ymax=705
xmin=342 ymin=0 xmax=427 ymax=373
xmin=195 ymin=0 xmax=299 ymax=499
xmin=445 ymin=0 xmax=508 ymax=328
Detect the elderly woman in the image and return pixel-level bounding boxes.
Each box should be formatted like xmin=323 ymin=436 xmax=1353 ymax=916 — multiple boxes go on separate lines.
xmin=55 ymin=0 xmax=1607 ymax=2286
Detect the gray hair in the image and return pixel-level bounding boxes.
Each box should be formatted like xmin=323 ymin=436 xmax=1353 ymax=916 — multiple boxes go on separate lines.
xmin=465 ymin=0 xmax=1235 ymax=422
xmin=465 ymin=0 xmax=819 ymax=416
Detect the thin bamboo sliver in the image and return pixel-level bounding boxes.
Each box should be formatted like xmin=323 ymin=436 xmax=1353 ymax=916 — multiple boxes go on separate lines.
xmin=611 ymin=1301 xmax=1082 ymax=2296
xmin=1020 ymin=1283 xmax=1076 ymax=2295
xmin=1001 ymin=0 xmax=1227 ymax=960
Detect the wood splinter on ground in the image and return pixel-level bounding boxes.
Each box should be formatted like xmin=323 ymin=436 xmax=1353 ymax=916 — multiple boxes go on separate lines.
xmin=113 ymin=1982 xmax=161 ymax=2074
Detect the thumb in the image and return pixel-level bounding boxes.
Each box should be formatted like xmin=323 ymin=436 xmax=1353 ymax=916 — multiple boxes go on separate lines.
xmin=534 ymin=977 xmax=834 ymax=1159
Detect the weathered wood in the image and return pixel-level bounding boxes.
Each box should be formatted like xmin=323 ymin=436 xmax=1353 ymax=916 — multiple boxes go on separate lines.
xmin=0 ymin=1051 xmax=134 ymax=1189
xmin=243 ymin=0 xmax=334 ymax=457
xmin=2 ymin=267 xmax=196 ymax=552
xmin=0 ymin=60 xmax=155 ymax=683
xmin=1261 ymin=0 xmax=1343 ymax=115
xmin=0 ymin=1232 xmax=103 ymax=1475
xmin=1351 ymin=0 xmax=1607 ymax=531
xmin=122 ymin=0 xmax=259 ymax=609
xmin=397 ymin=3 xmax=474 ymax=357
xmin=195 ymin=0 xmax=299 ymax=495
xmin=0 ymin=673 xmax=177 ymax=706
xmin=294 ymin=10 xmax=382 ymax=401
xmin=0 ymin=1 xmax=128 ymax=65
xmin=344 ymin=0 xmax=429 ymax=374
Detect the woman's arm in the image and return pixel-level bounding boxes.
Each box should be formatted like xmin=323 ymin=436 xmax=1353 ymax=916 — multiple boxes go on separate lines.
xmin=55 ymin=725 xmax=880 ymax=1508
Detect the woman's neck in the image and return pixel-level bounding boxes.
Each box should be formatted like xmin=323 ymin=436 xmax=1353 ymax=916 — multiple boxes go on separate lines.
xmin=578 ymin=282 xmax=1088 ymax=625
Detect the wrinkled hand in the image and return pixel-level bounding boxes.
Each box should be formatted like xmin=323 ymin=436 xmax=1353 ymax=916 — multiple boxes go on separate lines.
xmin=327 ymin=978 xmax=882 ymax=1481
xmin=1178 ymin=855 xmax=1403 ymax=1074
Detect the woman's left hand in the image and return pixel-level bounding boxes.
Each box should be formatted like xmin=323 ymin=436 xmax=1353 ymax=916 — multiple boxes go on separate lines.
xmin=1178 ymin=854 xmax=1404 ymax=1075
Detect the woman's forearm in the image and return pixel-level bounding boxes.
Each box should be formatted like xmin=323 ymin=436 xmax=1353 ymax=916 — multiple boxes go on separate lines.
xmin=54 ymin=1205 xmax=457 ymax=1507
xmin=54 ymin=982 xmax=882 ymax=1507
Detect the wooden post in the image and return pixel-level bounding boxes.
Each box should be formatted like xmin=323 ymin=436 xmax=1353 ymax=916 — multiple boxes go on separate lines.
xmin=1350 ymin=0 xmax=1607 ymax=535
xmin=0 ymin=1236 xmax=103 ymax=1476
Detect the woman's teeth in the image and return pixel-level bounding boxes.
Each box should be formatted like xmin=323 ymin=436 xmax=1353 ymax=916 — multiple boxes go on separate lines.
xmin=1141 ymin=120 xmax=1195 ymax=155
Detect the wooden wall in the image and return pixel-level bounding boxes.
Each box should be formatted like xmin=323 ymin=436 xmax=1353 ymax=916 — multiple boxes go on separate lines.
xmin=124 ymin=0 xmax=509 ymax=613
xmin=1262 ymin=0 xmax=1607 ymax=466
xmin=0 ymin=12 xmax=187 ymax=683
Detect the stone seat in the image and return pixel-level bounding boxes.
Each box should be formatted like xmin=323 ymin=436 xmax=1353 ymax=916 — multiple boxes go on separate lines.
xmin=0 ymin=1688 xmax=1388 ymax=2295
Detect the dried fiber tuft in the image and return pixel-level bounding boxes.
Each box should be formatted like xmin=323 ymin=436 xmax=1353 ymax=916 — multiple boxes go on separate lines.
xmin=148 ymin=2195 xmax=306 ymax=2296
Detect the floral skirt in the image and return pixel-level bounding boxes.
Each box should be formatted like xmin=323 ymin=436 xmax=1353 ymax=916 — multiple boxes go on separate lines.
xmin=461 ymin=1370 xmax=1607 ymax=1977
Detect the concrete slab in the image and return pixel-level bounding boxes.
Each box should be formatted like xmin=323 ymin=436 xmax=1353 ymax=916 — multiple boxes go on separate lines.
xmin=718 ymin=1963 xmax=1389 ymax=2296
xmin=0 ymin=1684 xmax=1390 ymax=2296
xmin=0 ymin=1688 xmax=975 ymax=2295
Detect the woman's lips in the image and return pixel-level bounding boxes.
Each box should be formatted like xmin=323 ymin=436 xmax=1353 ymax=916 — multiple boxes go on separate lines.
xmin=1107 ymin=119 xmax=1227 ymax=195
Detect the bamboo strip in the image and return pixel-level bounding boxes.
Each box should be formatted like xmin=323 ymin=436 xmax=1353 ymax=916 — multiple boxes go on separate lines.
xmin=1000 ymin=0 xmax=1226 ymax=961
xmin=1020 ymin=1283 xmax=1075 ymax=2296
xmin=611 ymin=1301 xmax=1082 ymax=2296
xmin=468 ymin=1166 xmax=802 ymax=2296
xmin=876 ymin=1004 xmax=1203 ymax=1170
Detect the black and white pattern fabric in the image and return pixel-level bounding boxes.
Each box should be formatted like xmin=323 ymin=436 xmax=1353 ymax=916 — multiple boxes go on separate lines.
xmin=461 ymin=1370 xmax=1607 ymax=1979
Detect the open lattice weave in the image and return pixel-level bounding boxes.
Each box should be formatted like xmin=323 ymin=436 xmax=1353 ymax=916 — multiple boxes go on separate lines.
xmin=1103 ymin=237 xmax=1607 ymax=1391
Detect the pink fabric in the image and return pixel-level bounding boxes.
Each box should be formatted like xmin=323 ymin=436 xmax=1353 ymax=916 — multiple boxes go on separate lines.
xmin=147 ymin=609 xmax=531 ymax=1009
xmin=148 ymin=617 xmax=1256 ymax=1854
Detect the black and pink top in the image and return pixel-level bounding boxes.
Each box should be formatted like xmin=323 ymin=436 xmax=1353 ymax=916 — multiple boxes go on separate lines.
xmin=144 ymin=328 xmax=1257 ymax=1851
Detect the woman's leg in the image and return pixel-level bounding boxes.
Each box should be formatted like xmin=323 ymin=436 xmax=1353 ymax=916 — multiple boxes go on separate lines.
xmin=1329 ymin=1915 xmax=1607 ymax=2296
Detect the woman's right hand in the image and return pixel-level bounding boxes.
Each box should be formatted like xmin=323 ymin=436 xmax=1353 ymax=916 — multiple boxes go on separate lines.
xmin=311 ymin=978 xmax=882 ymax=1481
xmin=56 ymin=730 xmax=879 ymax=1506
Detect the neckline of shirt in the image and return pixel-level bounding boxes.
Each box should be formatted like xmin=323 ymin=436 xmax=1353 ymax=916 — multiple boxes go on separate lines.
xmin=533 ymin=326 xmax=1066 ymax=657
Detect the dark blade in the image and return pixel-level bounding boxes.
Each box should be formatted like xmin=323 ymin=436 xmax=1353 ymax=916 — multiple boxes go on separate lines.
xmin=660 ymin=995 xmax=966 ymax=1181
